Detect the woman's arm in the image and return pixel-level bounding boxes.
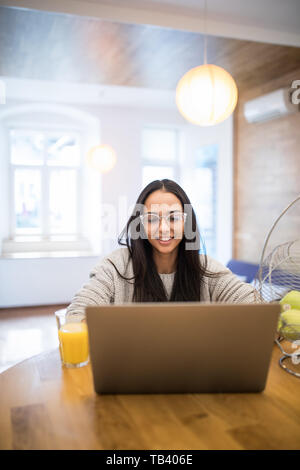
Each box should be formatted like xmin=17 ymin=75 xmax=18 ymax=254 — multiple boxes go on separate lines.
xmin=204 ymin=257 xmax=280 ymax=341
xmin=65 ymin=258 xmax=115 ymax=319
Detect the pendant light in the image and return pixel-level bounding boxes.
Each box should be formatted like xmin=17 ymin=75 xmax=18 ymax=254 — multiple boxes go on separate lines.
xmin=87 ymin=144 xmax=117 ymax=173
xmin=176 ymin=0 xmax=238 ymax=126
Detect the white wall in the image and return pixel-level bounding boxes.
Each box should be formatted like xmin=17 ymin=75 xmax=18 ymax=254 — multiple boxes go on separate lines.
xmin=0 ymin=122 xmax=9 ymax=254
xmin=0 ymin=85 xmax=233 ymax=307
xmin=0 ymin=255 xmax=100 ymax=307
xmin=81 ymin=104 xmax=232 ymax=263
xmin=0 ymin=99 xmax=103 ymax=307
xmin=86 ymin=104 xmax=192 ymax=254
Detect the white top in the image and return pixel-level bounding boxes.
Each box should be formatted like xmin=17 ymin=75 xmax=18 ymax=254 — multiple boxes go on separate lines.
xmin=66 ymin=247 xmax=262 ymax=318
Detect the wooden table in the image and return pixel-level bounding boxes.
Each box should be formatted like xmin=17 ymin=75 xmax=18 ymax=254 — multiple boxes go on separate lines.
xmin=1 ymin=343 xmax=300 ymax=450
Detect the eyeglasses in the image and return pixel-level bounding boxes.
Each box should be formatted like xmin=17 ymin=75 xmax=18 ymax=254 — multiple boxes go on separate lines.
xmin=140 ymin=211 xmax=187 ymax=227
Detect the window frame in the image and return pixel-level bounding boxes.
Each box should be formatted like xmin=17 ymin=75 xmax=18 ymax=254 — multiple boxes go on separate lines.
xmin=141 ymin=125 xmax=181 ymax=188
xmin=194 ymin=147 xmax=218 ymax=258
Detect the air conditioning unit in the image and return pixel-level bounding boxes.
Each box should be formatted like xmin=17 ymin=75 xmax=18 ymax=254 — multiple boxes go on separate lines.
xmin=243 ymin=88 xmax=298 ymax=123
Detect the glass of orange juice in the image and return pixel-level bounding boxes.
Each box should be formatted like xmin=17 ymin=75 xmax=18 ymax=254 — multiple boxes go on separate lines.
xmin=55 ymin=309 xmax=89 ymax=368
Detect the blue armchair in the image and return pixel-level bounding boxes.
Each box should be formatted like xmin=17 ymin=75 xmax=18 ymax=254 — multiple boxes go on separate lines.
xmin=226 ymin=259 xmax=259 ymax=284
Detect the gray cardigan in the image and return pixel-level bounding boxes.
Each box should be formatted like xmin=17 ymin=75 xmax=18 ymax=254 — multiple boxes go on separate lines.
xmin=66 ymin=247 xmax=262 ymax=318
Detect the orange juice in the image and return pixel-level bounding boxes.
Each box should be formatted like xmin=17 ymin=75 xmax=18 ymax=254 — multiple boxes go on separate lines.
xmin=58 ymin=322 xmax=89 ymax=366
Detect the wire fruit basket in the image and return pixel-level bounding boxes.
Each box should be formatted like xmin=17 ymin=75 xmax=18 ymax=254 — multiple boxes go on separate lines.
xmin=254 ymin=196 xmax=300 ymax=378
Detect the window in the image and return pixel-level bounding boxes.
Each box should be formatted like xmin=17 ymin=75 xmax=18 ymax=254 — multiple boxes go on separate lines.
xmin=183 ymin=144 xmax=218 ymax=258
xmin=195 ymin=145 xmax=218 ymax=257
xmin=9 ymin=128 xmax=82 ymax=238
xmin=141 ymin=127 xmax=180 ymax=188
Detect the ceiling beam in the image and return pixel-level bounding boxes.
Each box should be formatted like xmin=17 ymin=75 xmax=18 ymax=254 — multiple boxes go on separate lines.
xmin=1 ymin=0 xmax=300 ymax=47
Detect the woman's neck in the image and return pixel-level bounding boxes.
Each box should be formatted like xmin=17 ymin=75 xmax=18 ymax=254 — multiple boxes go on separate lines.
xmin=152 ymin=247 xmax=178 ymax=274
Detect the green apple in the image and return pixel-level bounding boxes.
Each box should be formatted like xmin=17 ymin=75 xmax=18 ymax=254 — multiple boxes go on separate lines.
xmin=278 ymin=308 xmax=300 ymax=341
xmin=280 ymin=290 xmax=300 ymax=312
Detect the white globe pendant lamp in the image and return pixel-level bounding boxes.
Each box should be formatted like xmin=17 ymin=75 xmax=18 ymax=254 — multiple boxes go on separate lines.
xmin=176 ymin=1 xmax=238 ymax=126
xmin=86 ymin=144 xmax=117 ymax=173
xmin=176 ymin=64 xmax=238 ymax=126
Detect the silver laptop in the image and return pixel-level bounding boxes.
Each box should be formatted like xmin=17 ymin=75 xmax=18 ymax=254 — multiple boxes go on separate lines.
xmin=85 ymin=302 xmax=280 ymax=394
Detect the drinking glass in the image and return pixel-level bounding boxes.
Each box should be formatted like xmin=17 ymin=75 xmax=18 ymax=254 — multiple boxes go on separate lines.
xmin=55 ymin=309 xmax=89 ymax=368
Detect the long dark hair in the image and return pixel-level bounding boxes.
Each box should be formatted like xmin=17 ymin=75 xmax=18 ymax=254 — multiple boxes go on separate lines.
xmin=108 ymin=179 xmax=221 ymax=302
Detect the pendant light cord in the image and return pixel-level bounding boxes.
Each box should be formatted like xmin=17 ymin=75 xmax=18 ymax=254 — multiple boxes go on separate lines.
xmin=203 ymin=0 xmax=207 ymax=65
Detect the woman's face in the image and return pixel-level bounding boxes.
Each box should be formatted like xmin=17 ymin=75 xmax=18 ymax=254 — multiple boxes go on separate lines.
xmin=142 ymin=190 xmax=185 ymax=255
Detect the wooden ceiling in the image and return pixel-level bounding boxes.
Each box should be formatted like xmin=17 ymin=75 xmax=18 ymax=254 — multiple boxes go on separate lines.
xmin=1 ymin=6 xmax=300 ymax=93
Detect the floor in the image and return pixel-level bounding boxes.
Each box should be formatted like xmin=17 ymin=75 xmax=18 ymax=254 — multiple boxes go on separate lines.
xmin=0 ymin=304 xmax=68 ymax=374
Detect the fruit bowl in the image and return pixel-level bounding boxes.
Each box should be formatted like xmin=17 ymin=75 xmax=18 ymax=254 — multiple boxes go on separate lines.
xmin=254 ymin=196 xmax=300 ymax=378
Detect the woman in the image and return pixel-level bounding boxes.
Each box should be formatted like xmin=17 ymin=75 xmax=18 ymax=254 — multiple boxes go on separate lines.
xmin=66 ymin=179 xmax=261 ymax=318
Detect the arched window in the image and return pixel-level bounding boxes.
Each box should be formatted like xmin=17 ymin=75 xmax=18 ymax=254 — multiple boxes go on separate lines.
xmin=0 ymin=103 xmax=102 ymax=256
